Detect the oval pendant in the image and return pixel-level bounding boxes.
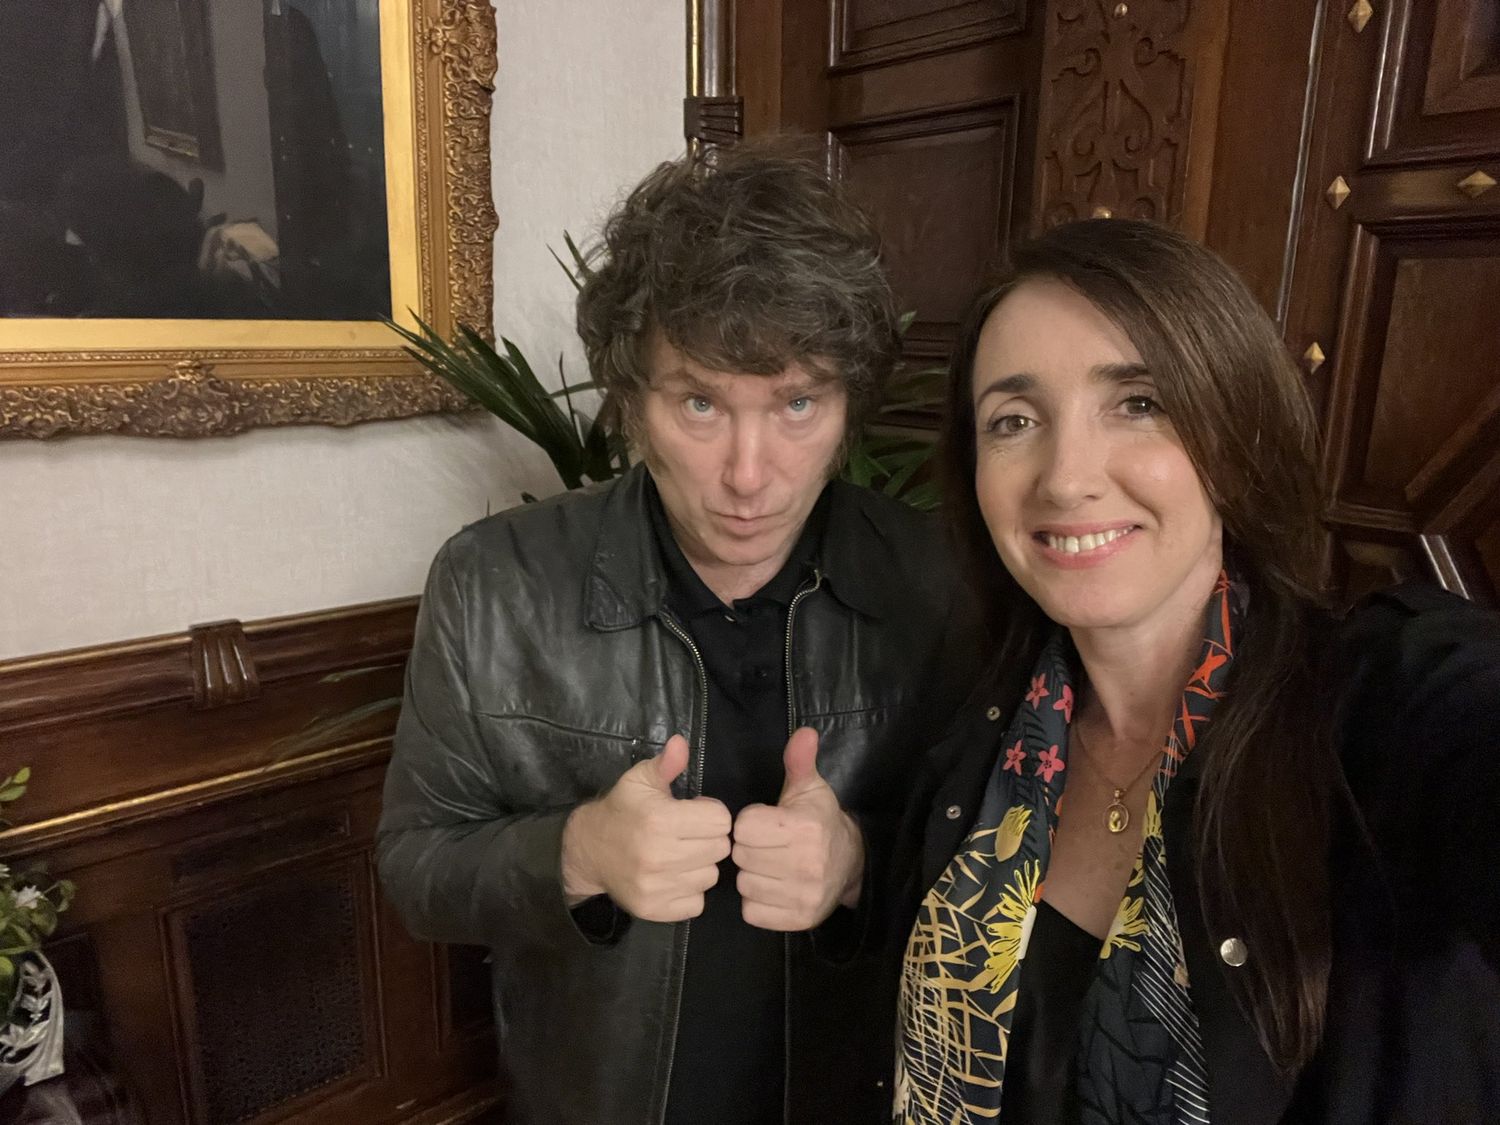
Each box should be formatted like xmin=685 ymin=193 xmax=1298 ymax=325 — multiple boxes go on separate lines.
xmin=1106 ymin=802 xmax=1130 ymax=834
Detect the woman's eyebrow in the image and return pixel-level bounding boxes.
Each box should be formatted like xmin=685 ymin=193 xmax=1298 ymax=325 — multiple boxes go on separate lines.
xmin=973 ymin=372 xmax=1036 ymax=406
xmin=1093 ymin=361 xmax=1151 ymax=383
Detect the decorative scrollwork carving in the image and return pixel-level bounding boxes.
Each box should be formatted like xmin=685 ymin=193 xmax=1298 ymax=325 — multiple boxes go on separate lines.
xmin=0 ymin=358 xmax=470 ymax=440
xmin=1036 ymin=0 xmax=1193 ymax=228
xmin=429 ymin=0 xmax=499 ymax=336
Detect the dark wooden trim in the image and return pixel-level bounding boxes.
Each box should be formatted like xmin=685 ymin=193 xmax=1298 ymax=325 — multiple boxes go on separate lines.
xmin=0 ymin=599 xmax=416 ymax=854
xmin=0 ymin=598 xmax=417 ymax=732
xmin=685 ymin=94 xmax=746 ymax=145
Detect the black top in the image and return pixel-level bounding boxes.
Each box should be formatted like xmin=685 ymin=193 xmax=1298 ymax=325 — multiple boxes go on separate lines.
xmin=652 ymin=478 xmax=830 ymax=1125
xmin=999 ymin=900 xmax=1101 ymax=1124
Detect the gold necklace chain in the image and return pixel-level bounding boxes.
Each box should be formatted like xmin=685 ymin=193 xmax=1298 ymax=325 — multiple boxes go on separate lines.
xmin=1070 ymin=725 xmax=1161 ymax=834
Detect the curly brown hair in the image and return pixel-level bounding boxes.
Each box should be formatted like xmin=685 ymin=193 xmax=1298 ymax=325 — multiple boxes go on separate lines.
xmin=575 ymin=139 xmax=900 ymax=447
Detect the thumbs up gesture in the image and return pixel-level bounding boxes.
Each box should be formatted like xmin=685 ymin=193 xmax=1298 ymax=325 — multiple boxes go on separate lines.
xmin=560 ymin=735 xmax=733 ymax=923
xmin=732 ymin=728 xmax=865 ymax=931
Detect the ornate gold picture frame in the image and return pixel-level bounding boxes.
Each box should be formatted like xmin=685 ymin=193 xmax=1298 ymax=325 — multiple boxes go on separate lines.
xmin=0 ymin=0 xmax=494 ymax=439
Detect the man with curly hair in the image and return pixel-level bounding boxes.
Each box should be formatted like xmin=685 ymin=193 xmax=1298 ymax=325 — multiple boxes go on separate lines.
xmin=378 ymin=141 xmax=979 ymax=1125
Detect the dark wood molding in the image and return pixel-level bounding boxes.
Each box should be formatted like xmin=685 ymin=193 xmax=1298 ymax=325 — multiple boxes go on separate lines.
xmin=689 ymin=0 xmax=736 ymax=99
xmin=0 ymin=599 xmax=416 ymax=852
xmin=686 ymin=0 xmax=743 ymax=148
xmin=829 ymin=0 xmax=1024 ymax=74
xmin=684 ymin=94 xmax=746 ymax=145
xmin=0 ymin=598 xmax=416 ymax=733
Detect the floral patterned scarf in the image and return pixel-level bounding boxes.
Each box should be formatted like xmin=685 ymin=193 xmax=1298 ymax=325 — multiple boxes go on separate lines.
xmin=896 ymin=573 xmax=1245 ymax=1124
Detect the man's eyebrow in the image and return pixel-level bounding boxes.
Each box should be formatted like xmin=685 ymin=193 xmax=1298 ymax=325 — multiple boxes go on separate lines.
xmin=653 ymin=368 xmax=715 ymax=394
xmin=777 ymin=375 xmax=830 ymax=396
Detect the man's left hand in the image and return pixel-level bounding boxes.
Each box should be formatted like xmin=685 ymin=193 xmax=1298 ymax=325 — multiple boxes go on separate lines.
xmin=732 ymin=727 xmax=865 ymax=931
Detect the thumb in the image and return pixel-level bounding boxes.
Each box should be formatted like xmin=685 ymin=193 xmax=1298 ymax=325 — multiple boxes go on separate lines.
xmin=778 ymin=727 xmax=823 ymax=802
xmin=652 ymin=734 xmax=690 ymax=791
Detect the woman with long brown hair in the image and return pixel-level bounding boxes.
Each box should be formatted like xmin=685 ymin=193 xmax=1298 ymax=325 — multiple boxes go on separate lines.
xmin=892 ymin=218 xmax=1500 ymax=1124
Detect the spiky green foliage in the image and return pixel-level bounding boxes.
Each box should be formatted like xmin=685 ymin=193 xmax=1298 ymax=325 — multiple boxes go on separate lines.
xmin=385 ymin=315 xmax=629 ymax=491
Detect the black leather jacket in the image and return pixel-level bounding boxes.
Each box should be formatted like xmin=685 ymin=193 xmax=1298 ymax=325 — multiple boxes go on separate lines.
xmin=377 ymin=464 xmax=980 ymax=1125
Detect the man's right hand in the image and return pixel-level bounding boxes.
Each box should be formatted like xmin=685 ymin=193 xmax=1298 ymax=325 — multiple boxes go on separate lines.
xmin=561 ymin=735 xmax=732 ymax=922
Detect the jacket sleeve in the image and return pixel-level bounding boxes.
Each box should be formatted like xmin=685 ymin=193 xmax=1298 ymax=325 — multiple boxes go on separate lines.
xmin=375 ymin=541 xmax=597 ymax=953
xmin=1337 ymin=584 xmax=1500 ymax=957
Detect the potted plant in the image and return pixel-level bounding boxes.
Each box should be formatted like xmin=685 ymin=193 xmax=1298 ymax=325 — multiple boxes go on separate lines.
xmin=0 ymin=768 xmax=74 ymax=1095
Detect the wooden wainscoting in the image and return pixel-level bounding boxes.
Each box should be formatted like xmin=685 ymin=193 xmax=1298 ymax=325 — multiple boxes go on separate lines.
xmin=0 ymin=602 xmax=502 ymax=1125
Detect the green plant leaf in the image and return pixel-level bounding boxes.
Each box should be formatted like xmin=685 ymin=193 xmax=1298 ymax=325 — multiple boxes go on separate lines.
xmin=549 ymin=244 xmax=585 ymax=293
xmin=563 ymin=231 xmax=592 ymax=283
xmin=900 ymin=480 xmax=942 ymax=510
xmin=548 ymin=380 xmax=601 ymax=401
xmin=267 ymin=697 xmax=404 ymax=762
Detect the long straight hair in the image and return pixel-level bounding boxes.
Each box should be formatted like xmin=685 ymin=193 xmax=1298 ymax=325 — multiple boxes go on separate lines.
xmin=939 ymin=219 xmax=1338 ymax=1072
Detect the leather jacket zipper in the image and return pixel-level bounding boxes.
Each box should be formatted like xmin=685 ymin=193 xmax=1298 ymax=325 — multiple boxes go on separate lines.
xmin=784 ymin=569 xmax=822 ymax=736
xmin=781 ymin=568 xmax=822 ymax=1125
xmin=655 ymin=609 xmax=709 ymax=1125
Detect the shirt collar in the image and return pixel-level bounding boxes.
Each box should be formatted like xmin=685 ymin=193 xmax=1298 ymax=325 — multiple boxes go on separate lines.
xmin=646 ymin=473 xmax=828 ymax=618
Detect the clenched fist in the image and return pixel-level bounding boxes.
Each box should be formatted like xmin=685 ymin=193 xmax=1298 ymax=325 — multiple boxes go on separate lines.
xmin=560 ymin=735 xmax=732 ymax=923
xmin=732 ymin=727 xmax=865 ymax=931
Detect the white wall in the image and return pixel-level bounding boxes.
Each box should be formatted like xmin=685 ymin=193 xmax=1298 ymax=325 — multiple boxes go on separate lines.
xmin=0 ymin=0 xmax=685 ymax=660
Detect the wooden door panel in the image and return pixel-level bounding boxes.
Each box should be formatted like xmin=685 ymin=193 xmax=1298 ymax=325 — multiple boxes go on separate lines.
xmin=1425 ymin=0 xmax=1500 ymax=116
xmin=1331 ymin=235 xmax=1500 ymax=504
xmin=1320 ymin=224 xmax=1500 ymax=603
xmin=737 ymin=0 xmax=1043 ymax=375
xmin=1371 ymin=0 xmax=1500 ymax=165
xmin=832 ymin=0 xmax=1024 ymax=70
xmin=1286 ymin=0 xmax=1500 ymax=604
xmin=833 ymin=103 xmax=1020 ymax=358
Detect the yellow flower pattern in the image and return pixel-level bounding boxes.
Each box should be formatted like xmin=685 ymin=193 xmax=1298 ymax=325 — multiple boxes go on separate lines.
xmin=898 ymin=792 xmax=1169 ymax=1122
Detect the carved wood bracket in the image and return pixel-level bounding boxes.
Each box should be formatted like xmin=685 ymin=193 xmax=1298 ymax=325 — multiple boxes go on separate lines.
xmin=685 ymin=95 xmax=746 ymax=147
xmin=189 ymin=620 xmax=261 ymax=710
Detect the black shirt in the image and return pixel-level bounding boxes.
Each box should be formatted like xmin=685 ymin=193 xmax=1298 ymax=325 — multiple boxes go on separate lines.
xmin=999 ymin=899 xmax=1099 ymax=1123
xmin=651 ymin=478 xmax=829 ymax=1125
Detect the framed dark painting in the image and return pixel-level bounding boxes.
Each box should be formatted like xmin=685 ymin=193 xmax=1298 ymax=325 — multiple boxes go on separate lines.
xmin=0 ymin=0 xmax=495 ymax=438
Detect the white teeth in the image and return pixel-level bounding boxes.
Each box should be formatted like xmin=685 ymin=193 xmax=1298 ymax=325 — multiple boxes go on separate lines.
xmin=1044 ymin=527 xmax=1131 ymax=554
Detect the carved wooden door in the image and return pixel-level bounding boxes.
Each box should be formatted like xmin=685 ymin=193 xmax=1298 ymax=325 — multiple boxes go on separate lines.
xmin=1283 ymin=0 xmax=1500 ymax=604
xmin=722 ymin=0 xmax=1230 ymax=372
xmin=732 ymin=0 xmax=1046 ymax=368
